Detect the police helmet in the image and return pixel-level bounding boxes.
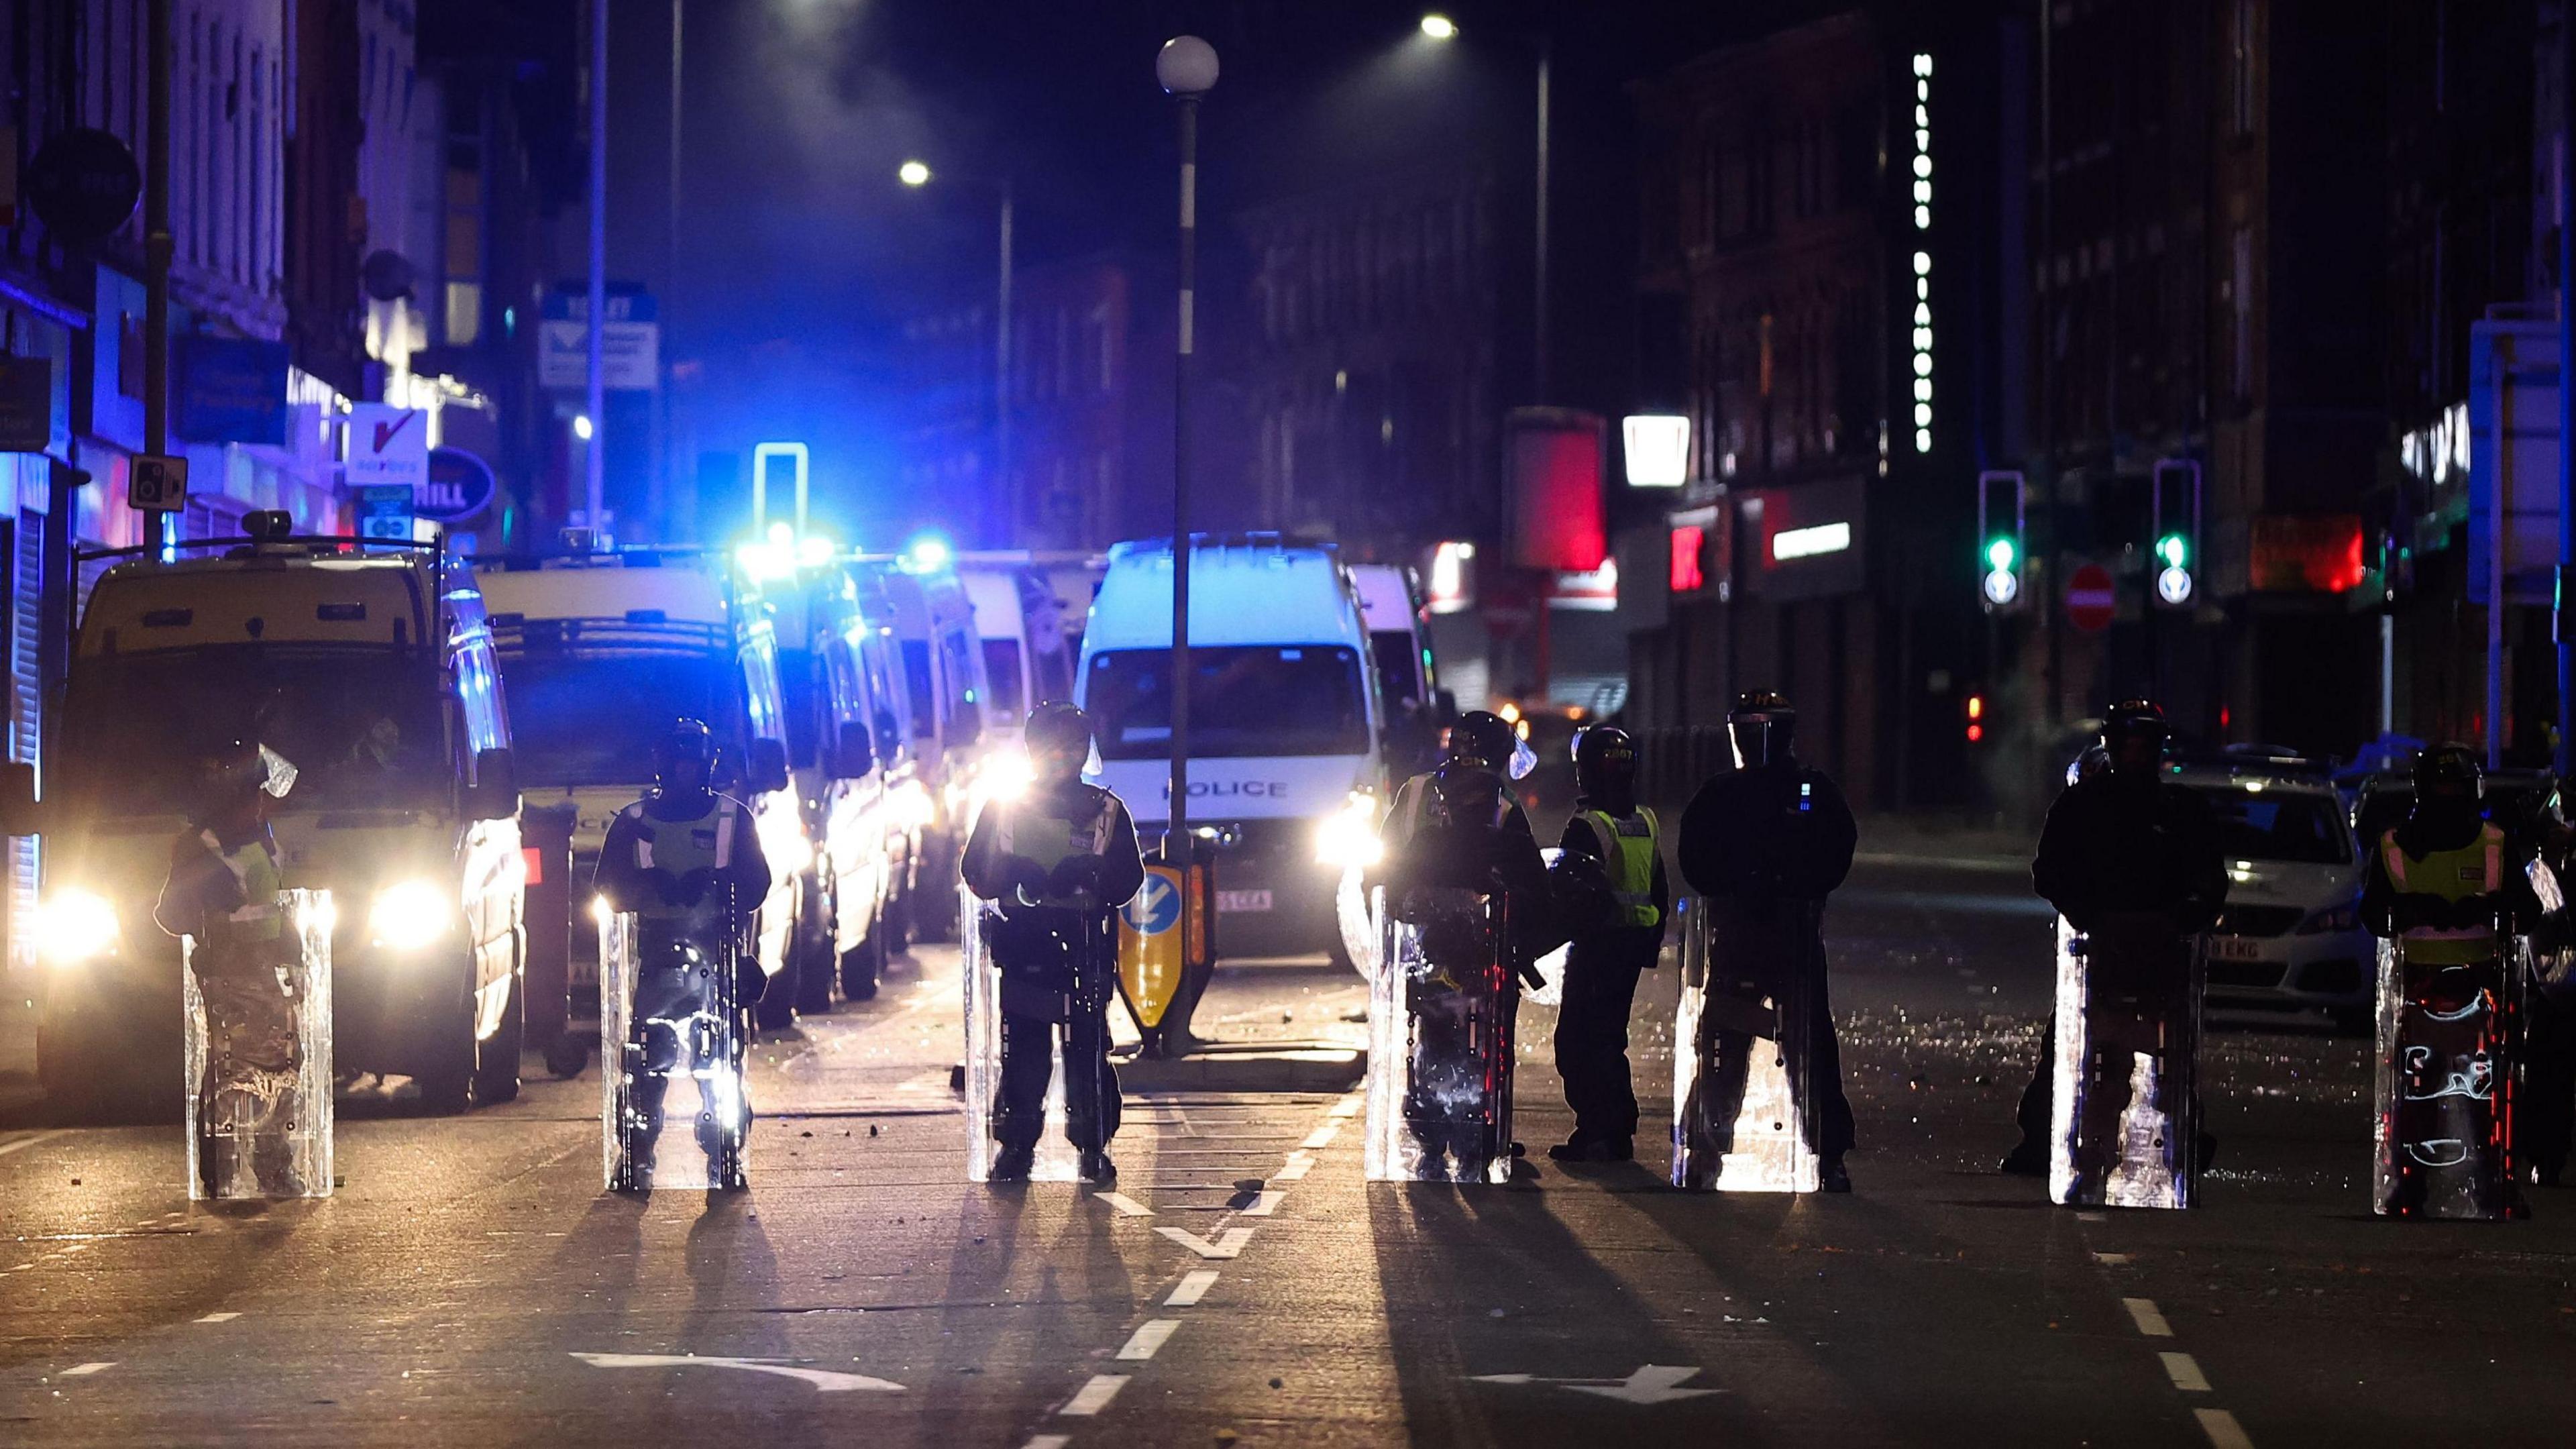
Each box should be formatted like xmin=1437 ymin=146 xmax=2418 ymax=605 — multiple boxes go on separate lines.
xmin=1727 ymin=691 xmax=1796 ymax=769
xmin=2100 ymin=698 xmax=2168 ymax=753
xmin=1026 ymin=700 xmax=1092 ymax=757
xmin=1447 ymin=711 xmax=1518 ymax=773
xmin=1572 ymin=724 xmax=1639 ymax=794
xmin=2412 ymin=742 xmax=2482 ymax=800
xmin=193 ymin=738 xmax=267 ymax=816
xmin=654 ymin=718 xmax=715 ymax=775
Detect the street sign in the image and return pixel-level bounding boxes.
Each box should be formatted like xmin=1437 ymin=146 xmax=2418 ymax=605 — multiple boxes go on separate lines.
xmin=539 ymin=286 xmax=659 ymax=391
xmin=345 ymin=404 xmax=429 ymax=492
xmin=0 ymin=356 xmax=52 ymax=453
xmin=127 ymin=453 xmax=188 ymax=513
xmin=176 ymin=336 xmax=290 ymax=445
xmin=2066 ymin=562 xmax=2116 ymax=633
xmin=25 ymin=127 xmax=140 ymax=244
xmin=354 ymin=484 xmax=415 ymax=541
xmin=419 ymin=447 xmax=497 ymax=523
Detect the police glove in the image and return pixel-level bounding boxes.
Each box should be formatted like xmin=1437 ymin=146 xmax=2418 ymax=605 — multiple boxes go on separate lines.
xmin=1049 ymin=854 xmax=1106 ymax=899
xmin=1000 ymin=854 xmax=1051 ymax=899
xmin=735 ymin=955 xmax=769 ymax=1005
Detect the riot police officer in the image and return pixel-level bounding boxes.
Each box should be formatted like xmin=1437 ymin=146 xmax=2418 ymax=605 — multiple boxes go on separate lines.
xmin=1676 ymin=691 xmax=1859 ymax=1191
xmin=2361 ymin=743 xmax=2541 ymax=1216
xmin=156 ymin=739 xmax=305 ymax=1195
xmin=2002 ymin=700 xmax=2224 ymax=1177
xmin=1381 ymin=710 xmax=1552 ymax=943
xmin=1548 ymin=725 xmax=1670 ymax=1163
xmin=594 ymin=718 xmax=773 ymax=1189
xmin=961 ymin=702 xmax=1145 ymax=1185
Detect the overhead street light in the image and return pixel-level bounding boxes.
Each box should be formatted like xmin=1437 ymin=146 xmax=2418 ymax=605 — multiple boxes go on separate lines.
xmin=1419 ymin=13 xmax=1458 ymax=40
xmin=897 ymin=159 xmax=931 ymax=187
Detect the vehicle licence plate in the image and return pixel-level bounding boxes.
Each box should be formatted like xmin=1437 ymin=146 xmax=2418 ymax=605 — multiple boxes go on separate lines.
xmin=1216 ymin=890 xmax=1273 ymax=913
xmin=2208 ymin=935 xmax=2265 ymax=962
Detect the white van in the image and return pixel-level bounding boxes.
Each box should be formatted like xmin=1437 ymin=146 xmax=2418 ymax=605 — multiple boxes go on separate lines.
xmin=30 ymin=519 xmax=525 ymax=1116
xmin=1077 ymin=535 xmax=1388 ymax=957
xmin=476 ymin=551 xmax=811 ymax=1021
xmin=957 ymin=554 xmax=1079 ymax=732
xmin=1348 ymin=561 xmax=1446 ymax=773
xmin=858 ymin=555 xmax=996 ymax=936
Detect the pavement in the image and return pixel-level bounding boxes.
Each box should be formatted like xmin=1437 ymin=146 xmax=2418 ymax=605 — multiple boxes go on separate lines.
xmin=3 ymin=856 xmax=2575 ymax=1447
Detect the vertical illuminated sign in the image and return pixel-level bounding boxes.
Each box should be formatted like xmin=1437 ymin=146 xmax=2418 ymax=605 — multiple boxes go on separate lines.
xmin=1909 ymin=53 xmax=1933 ymax=455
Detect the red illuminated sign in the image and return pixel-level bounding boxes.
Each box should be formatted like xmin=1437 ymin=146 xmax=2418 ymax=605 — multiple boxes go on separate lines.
xmin=1669 ymin=525 xmax=1705 ymax=593
xmin=1505 ymin=408 xmax=1609 ymax=573
xmin=2251 ymin=515 xmax=2367 ymax=594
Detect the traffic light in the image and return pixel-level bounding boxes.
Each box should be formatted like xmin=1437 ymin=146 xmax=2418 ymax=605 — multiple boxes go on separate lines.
xmin=1965 ymin=691 xmax=1987 ymax=744
xmin=1976 ymin=470 xmax=2027 ymax=612
xmin=2151 ymin=460 xmax=2200 ymax=609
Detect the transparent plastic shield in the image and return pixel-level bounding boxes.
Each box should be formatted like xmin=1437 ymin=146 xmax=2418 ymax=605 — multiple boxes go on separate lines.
xmin=602 ymin=911 xmax=747 ymax=1192
xmin=1363 ymin=885 xmax=1516 ymax=1183
xmin=1670 ymin=897 xmax=1819 ymax=1193
xmin=2373 ymin=937 xmax=2522 ymax=1219
xmin=2526 ymin=859 xmax=2576 ymax=1002
xmin=184 ymin=889 xmax=333 ymax=1201
xmin=961 ymin=885 xmax=1081 ymax=1183
xmin=2049 ymin=914 xmax=2200 ymax=1210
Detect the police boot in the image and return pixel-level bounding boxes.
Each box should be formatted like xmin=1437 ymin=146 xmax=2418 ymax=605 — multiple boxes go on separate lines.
xmin=990 ymin=1142 xmax=1036 ymax=1183
xmin=1997 ymin=1138 xmax=2048 ymax=1177
xmin=1819 ymin=1155 xmax=1852 ymax=1193
xmin=1078 ymin=1149 xmax=1118 ymax=1186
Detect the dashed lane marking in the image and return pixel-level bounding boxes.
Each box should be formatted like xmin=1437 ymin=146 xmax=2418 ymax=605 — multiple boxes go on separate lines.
xmin=2093 ymin=1252 xmax=2131 ymax=1265
xmin=2195 ymin=1407 xmax=2255 ymax=1449
xmin=1166 ymin=1270 xmax=1218 ymax=1307
xmin=1116 ymin=1320 xmax=1180 ymax=1361
xmin=1154 ymin=1226 xmax=1252 ymax=1260
xmin=0 ymin=1130 xmax=65 ymax=1159
xmin=1328 ymin=1096 xmax=1362 ymax=1118
xmin=59 ymin=1362 xmax=115 ymax=1378
xmin=1240 ymin=1190 xmax=1284 ymax=1217
xmin=2160 ymin=1352 xmax=2210 ymax=1393
xmin=1299 ymin=1122 xmax=1342 ymax=1150
xmin=1275 ymin=1150 xmax=1316 ymax=1181
xmin=1023 ymin=1437 xmax=1072 ymax=1449
xmin=1094 ymin=1192 xmax=1155 ymax=1218
xmin=2122 ymin=1297 xmax=2174 ymax=1338
xmin=1060 ymin=1374 xmax=1128 ymax=1416
xmin=195 ymin=1312 xmax=241 ymax=1324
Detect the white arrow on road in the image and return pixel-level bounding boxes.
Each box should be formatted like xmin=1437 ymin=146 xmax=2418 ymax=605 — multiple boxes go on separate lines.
xmin=1154 ymin=1225 xmax=1253 ymax=1259
xmin=570 ymin=1353 xmax=904 ymax=1392
xmin=1471 ymin=1364 xmax=1721 ymax=1405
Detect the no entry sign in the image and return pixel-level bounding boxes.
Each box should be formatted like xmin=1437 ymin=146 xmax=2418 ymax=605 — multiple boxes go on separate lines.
xmin=2066 ymin=562 xmax=2116 ymax=633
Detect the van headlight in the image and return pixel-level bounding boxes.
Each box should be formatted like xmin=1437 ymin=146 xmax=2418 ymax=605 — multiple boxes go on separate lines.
xmin=1315 ymin=791 xmax=1385 ymax=868
xmin=987 ymin=752 xmax=1037 ymax=803
xmin=368 ymin=879 xmax=454 ymax=950
xmin=37 ymin=889 xmax=120 ymax=967
xmin=2298 ymin=902 xmax=2361 ymax=935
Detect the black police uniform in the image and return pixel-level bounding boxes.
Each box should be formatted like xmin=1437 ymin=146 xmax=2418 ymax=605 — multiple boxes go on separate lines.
xmin=1552 ymin=804 xmax=1670 ymax=1151
xmin=960 ymin=779 xmax=1145 ymax=1160
xmin=2011 ymin=766 xmax=2226 ymax=1158
xmin=1676 ymin=760 xmax=1859 ymax=1165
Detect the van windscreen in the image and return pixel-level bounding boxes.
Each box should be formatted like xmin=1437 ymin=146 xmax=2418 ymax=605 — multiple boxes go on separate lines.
xmin=503 ymin=652 xmax=739 ymax=788
xmin=1083 ymin=646 xmax=1369 ymax=760
xmin=61 ymin=644 xmax=443 ymax=814
xmin=983 ymin=638 xmax=1025 ymax=721
xmin=1369 ymin=631 xmax=1424 ymax=710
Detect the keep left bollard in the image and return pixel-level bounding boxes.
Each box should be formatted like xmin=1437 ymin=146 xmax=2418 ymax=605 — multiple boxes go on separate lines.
xmin=184 ymin=888 xmax=333 ymax=1201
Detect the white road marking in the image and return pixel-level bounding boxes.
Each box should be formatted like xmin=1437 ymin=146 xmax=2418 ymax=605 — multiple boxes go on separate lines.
xmin=569 ymin=1353 xmax=904 ymax=1392
xmin=2093 ymin=1252 xmax=2132 ymax=1265
xmin=60 ymin=1362 xmax=115 ymax=1378
xmin=1155 ymin=1225 xmax=1253 ymax=1260
xmin=2160 ymin=1352 xmax=2211 ymax=1393
xmin=1275 ymin=1150 xmax=1316 ymax=1181
xmin=1094 ymin=1192 xmax=1155 ymax=1218
xmin=1472 ymin=1364 xmax=1721 ymax=1405
xmin=1240 ymin=1190 xmax=1285 ymax=1217
xmin=1329 ymin=1096 xmax=1362 ymax=1118
xmin=1023 ymin=1437 xmax=1073 ymax=1449
xmin=0 ymin=1130 xmax=64 ymax=1160
xmin=1166 ymin=1270 xmax=1219 ymax=1307
xmin=195 ymin=1312 xmax=241 ymax=1324
xmin=1300 ymin=1122 xmax=1342 ymax=1150
xmin=1060 ymin=1374 xmax=1128 ymax=1416
xmin=2195 ymin=1407 xmax=2255 ymax=1449
xmin=2123 ymin=1297 xmax=2174 ymax=1338
xmin=1116 ymin=1320 xmax=1180 ymax=1360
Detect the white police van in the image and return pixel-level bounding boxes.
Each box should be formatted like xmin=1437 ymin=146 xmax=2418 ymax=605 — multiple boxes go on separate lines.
xmin=1077 ymin=535 xmax=1388 ymax=958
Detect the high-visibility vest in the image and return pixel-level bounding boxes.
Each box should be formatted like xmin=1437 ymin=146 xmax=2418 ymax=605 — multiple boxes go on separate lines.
xmin=1578 ymin=807 xmax=1662 ymax=928
xmin=991 ymin=795 xmax=1116 ymax=910
xmin=2380 ymin=822 xmax=2506 ymax=965
xmin=618 ymin=795 xmax=745 ymax=922
xmin=198 ymin=830 xmax=284 ymax=948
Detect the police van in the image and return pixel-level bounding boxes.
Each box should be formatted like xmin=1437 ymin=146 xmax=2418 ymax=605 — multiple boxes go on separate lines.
xmin=1348 ymin=561 xmax=1445 ymax=773
xmin=1077 ymin=535 xmax=1389 ymax=958
xmin=856 ymin=549 xmax=996 ymax=938
xmin=957 ymin=552 xmax=1080 ymax=734
xmin=476 ymin=549 xmax=812 ymax=1022
xmin=26 ymin=517 xmax=526 ymax=1116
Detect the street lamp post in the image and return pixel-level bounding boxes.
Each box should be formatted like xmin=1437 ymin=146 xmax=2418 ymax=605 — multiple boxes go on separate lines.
xmin=1157 ymin=35 xmax=1217 ymax=865
xmin=899 ymin=164 xmax=1015 ymax=543
xmin=586 ymin=0 xmax=610 ymax=537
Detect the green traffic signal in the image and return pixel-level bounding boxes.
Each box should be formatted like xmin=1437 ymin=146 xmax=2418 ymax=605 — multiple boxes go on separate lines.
xmin=2156 ymin=533 xmax=2188 ymax=570
xmin=1985 ymin=536 xmax=2017 ymax=573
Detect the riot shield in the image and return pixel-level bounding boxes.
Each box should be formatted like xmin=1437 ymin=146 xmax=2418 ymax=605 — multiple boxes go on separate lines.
xmin=2049 ymin=912 xmax=2201 ymax=1210
xmin=2526 ymin=859 xmax=2576 ymax=1004
xmin=2374 ymin=936 xmax=2524 ymax=1219
xmin=184 ymin=889 xmax=333 ymax=1201
xmin=964 ymin=885 xmax=1121 ymax=1183
xmin=1363 ymin=884 xmax=1517 ymax=1183
xmin=601 ymin=910 xmax=748 ymax=1191
xmin=1670 ymin=896 xmax=1820 ymax=1193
